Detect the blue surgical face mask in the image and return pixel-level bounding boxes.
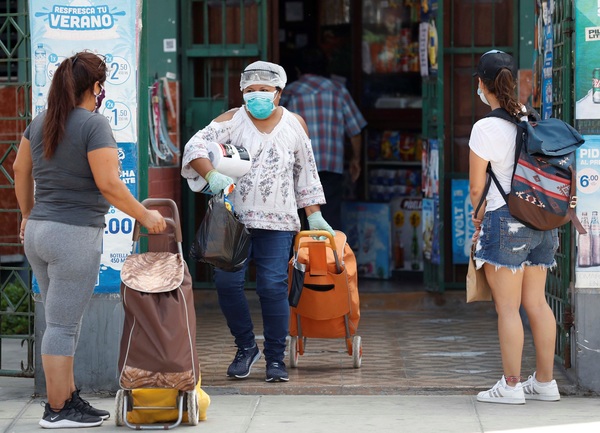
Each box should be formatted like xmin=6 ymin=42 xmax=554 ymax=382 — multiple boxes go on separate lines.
xmin=477 ymin=87 xmax=490 ymax=106
xmin=243 ymin=90 xmax=277 ymax=120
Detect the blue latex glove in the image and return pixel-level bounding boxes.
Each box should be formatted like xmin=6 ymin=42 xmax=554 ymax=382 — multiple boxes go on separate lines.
xmin=307 ymin=211 xmax=335 ymax=238
xmin=205 ymin=169 xmax=234 ymax=194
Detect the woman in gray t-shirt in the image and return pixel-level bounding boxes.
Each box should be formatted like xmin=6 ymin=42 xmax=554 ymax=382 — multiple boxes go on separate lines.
xmin=13 ymin=51 xmax=166 ymax=428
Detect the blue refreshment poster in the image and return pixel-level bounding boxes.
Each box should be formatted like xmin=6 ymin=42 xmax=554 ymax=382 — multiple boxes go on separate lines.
xmin=29 ymin=1 xmax=139 ymax=293
xmin=575 ymin=136 xmax=600 ymax=288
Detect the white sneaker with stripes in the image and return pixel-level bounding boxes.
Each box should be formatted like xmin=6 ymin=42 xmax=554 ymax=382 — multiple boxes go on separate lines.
xmin=522 ymin=372 xmax=560 ymax=401
xmin=477 ymin=376 xmax=526 ymax=405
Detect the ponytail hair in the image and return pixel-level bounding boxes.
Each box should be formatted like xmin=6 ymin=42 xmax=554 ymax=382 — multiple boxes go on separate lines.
xmin=481 ymin=69 xmax=521 ymax=118
xmin=42 ymin=51 xmax=107 ymax=159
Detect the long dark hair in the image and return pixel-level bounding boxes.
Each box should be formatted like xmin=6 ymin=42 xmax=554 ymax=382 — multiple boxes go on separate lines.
xmin=42 ymin=51 xmax=107 ymax=159
xmin=481 ymin=69 xmax=521 ymax=118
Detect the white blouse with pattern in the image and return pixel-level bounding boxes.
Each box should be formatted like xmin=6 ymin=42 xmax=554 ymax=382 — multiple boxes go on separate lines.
xmin=181 ymin=106 xmax=326 ymax=232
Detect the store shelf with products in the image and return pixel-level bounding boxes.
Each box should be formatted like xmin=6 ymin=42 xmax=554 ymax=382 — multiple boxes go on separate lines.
xmin=338 ymin=0 xmax=426 ymax=281
xmin=359 ymin=0 xmax=423 ymax=202
xmin=364 ymin=127 xmax=422 ymax=202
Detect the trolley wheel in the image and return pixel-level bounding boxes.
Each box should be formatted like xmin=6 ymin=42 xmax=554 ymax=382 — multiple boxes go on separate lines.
xmin=352 ymin=335 xmax=362 ymax=368
xmin=114 ymin=389 xmax=125 ymax=426
xmin=187 ymin=389 xmax=199 ymax=425
xmin=289 ymin=336 xmax=299 ymax=368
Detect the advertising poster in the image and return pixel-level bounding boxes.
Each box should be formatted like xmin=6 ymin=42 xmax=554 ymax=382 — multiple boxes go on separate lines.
xmin=451 ymin=179 xmax=476 ymax=265
xmin=422 ymin=198 xmax=436 ymax=263
xmin=29 ymin=1 xmax=140 ymax=293
xmin=541 ymin=0 xmax=553 ymax=120
xmin=575 ymin=137 xmax=600 ymax=288
xmin=390 ymin=197 xmax=423 ymax=272
xmin=342 ymin=202 xmax=392 ymax=279
xmin=575 ymin=1 xmax=600 ymax=134
xmin=422 ymin=138 xmax=439 ymax=198
xmin=430 ymin=196 xmax=440 ymax=264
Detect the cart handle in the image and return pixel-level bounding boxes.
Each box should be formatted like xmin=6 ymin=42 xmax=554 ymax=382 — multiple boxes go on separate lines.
xmin=294 ymin=230 xmax=336 ymax=251
xmin=294 ymin=230 xmax=342 ymax=273
xmin=132 ymin=198 xmax=183 ymax=243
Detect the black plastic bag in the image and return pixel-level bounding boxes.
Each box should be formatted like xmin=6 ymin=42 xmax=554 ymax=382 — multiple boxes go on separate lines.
xmin=190 ymin=191 xmax=251 ymax=272
xmin=288 ymin=256 xmax=306 ymax=307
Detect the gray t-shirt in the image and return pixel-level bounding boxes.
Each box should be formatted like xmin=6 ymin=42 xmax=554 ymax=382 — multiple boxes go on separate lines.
xmin=25 ymin=108 xmax=118 ymax=227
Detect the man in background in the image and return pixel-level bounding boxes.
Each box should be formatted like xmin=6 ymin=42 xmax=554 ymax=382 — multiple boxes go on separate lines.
xmin=281 ymin=46 xmax=367 ymax=230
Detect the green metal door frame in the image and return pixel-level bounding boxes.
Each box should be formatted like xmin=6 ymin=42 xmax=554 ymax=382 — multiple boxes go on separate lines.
xmin=138 ymin=1 xmax=150 ymax=204
xmin=180 ymin=0 xmax=268 ymax=288
xmin=0 ymin=0 xmax=35 ymax=378
xmin=421 ymin=9 xmax=444 ymax=293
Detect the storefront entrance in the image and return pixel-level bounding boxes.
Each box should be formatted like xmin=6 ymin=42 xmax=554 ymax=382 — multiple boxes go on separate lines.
xmin=179 ymin=0 xmax=573 ymax=366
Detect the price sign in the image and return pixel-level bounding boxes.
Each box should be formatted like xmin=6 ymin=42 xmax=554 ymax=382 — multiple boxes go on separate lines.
xmin=47 ymin=53 xmax=65 ymax=80
xmin=103 ymin=100 xmax=132 ymax=131
xmin=105 ymin=54 xmax=132 ymax=85
xmin=578 ymin=168 xmax=600 ymax=194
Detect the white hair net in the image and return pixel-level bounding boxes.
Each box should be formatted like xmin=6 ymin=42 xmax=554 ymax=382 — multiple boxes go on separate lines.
xmin=240 ymin=61 xmax=287 ymax=90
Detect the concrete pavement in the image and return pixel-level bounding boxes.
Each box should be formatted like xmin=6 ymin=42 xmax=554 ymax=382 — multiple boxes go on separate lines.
xmin=1 ymin=375 xmax=600 ymax=433
xmin=2 ymin=289 xmax=599 ymax=432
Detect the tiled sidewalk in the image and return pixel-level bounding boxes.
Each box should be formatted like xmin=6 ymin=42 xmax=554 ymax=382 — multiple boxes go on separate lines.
xmin=194 ymin=289 xmax=573 ymax=395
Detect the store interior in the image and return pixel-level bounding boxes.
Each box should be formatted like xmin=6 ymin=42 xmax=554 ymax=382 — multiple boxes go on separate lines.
xmin=278 ymin=0 xmax=427 ymax=288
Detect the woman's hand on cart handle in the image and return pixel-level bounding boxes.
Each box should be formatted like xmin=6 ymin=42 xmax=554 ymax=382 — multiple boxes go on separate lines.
xmin=140 ymin=209 xmax=167 ymax=234
xmin=307 ymin=211 xmax=335 ymax=238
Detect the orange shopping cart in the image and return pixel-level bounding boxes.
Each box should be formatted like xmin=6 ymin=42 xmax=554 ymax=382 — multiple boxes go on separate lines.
xmin=288 ymin=230 xmax=362 ymax=368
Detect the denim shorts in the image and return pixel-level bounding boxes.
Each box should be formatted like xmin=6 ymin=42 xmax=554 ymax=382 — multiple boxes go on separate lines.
xmin=474 ymin=206 xmax=559 ymax=271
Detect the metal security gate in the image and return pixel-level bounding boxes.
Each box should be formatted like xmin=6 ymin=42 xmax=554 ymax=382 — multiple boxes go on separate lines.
xmin=532 ymin=0 xmax=575 ymax=367
xmin=0 ymin=0 xmax=34 ymax=377
xmin=180 ymin=0 xmax=270 ymax=287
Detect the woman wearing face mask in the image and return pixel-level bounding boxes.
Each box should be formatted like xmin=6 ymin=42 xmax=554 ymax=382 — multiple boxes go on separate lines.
xmin=13 ymin=51 xmax=166 ymax=428
xmin=182 ymin=60 xmax=334 ymax=383
xmin=469 ymin=50 xmax=560 ymax=405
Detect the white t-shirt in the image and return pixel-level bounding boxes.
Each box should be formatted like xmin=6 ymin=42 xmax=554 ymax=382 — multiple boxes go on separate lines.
xmin=468 ymin=117 xmax=518 ymax=212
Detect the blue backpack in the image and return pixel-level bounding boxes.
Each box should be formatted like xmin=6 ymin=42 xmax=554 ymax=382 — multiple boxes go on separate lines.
xmin=475 ymin=108 xmax=586 ymax=233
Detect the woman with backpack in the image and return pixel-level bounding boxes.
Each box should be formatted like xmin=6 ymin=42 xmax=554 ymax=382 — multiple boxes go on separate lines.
xmin=469 ymin=50 xmax=561 ymax=404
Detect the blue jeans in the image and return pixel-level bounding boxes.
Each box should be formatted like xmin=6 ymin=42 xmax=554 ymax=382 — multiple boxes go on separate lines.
xmin=475 ymin=205 xmax=558 ymax=271
xmin=214 ymin=229 xmax=294 ymax=364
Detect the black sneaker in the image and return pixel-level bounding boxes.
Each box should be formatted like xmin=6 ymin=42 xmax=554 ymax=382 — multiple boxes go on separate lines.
xmin=227 ymin=344 xmax=261 ymax=378
xmin=39 ymin=399 xmax=103 ymax=429
xmin=266 ymin=361 xmax=289 ymax=382
xmin=71 ymin=389 xmax=110 ymax=420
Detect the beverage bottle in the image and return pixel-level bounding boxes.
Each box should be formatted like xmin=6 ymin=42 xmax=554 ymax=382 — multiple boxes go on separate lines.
xmin=34 ymin=44 xmax=47 ymax=87
xmin=578 ymin=212 xmax=592 ymax=267
xmin=393 ymin=232 xmax=404 ymax=269
xmin=34 ymin=92 xmax=46 ymax=116
xmin=591 ymin=211 xmax=600 ymax=266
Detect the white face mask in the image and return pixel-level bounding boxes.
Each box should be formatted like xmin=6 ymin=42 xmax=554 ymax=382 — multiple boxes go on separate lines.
xmin=477 ymin=88 xmax=490 ymax=106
